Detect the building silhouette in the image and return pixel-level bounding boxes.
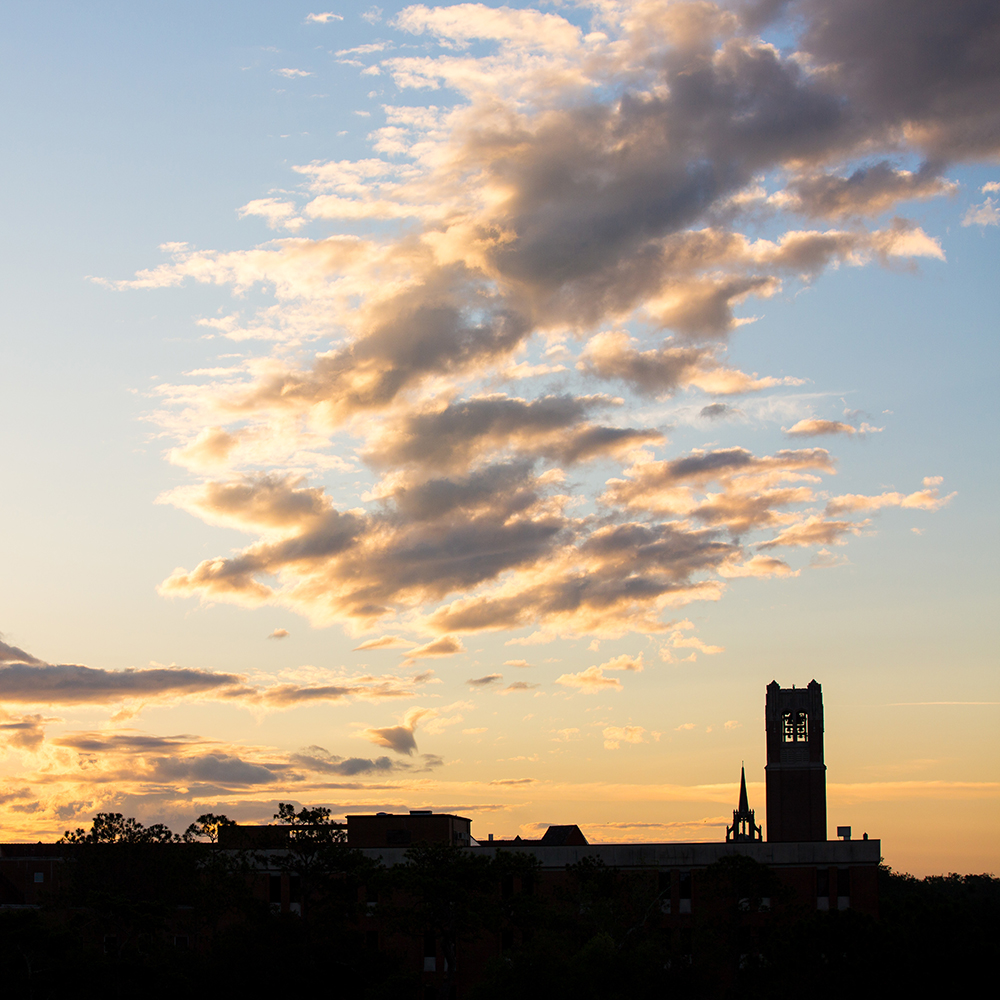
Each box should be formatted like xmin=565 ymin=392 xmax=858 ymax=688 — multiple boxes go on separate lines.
xmin=765 ymin=679 xmax=827 ymax=841
xmin=0 ymin=678 xmax=881 ymax=992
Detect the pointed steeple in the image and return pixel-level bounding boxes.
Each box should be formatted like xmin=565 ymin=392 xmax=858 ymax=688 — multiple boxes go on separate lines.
xmin=738 ymin=764 xmax=750 ymax=814
xmin=726 ymin=763 xmax=762 ymax=843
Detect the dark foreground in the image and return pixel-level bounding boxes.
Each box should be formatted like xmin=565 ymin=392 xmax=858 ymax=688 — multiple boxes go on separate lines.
xmin=1 ymin=814 xmax=996 ymax=1000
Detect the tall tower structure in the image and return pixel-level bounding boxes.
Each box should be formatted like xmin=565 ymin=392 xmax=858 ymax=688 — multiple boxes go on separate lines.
xmin=765 ymin=680 xmax=827 ymax=842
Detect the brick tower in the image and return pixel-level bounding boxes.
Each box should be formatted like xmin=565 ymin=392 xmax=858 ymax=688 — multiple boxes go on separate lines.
xmin=765 ymin=679 xmax=827 ymax=841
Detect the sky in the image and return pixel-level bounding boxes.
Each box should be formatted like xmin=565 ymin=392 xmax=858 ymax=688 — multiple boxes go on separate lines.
xmin=0 ymin=0 xmax=997 ymax=876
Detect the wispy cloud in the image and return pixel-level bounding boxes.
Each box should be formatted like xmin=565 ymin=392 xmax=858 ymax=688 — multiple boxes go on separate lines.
xmin=0 ymin=641 xmax=430 ymax=710
xmin=466 ymin=673 xmax=503 ymax=686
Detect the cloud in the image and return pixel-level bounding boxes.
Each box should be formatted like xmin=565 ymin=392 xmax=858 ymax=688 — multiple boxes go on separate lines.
xmin=104 ymin=0 xmax=972 ymax=651
xmin=488 ymin=777 xmax=535 ymax=786
xmin=503 ymin=659 xmax=529 ymax=667
xmin=555 ymin=666 xmax=624 ymax=694
xmin=288 ymin=747 xmax=399 ymax=776
xmin=353 ymin=635 xmax=416 ymax=650
xmin=598 ymin=652 xmax=644 ymax=672
xmin=49 ymin=731 xmax=288 ymax=787
xmin=238 ymin=198 xmax=305 ymax=232
xmin=253 ymin=674 xmax=423 ymax=707
xmin=361 ymin=706 xmax=434 ymax=755
xmin=403 ymin=636 xmax=465 ymax=660
xmin=659 ymin=622 xmax=725 ymax=662
xmin=363 ymin=393 xmax=661 ymax=472
xmin=268 ymin=628 xmax=289 ymax=639
xmin=825 ymin=485 xmax=956 ymax=515
xmin=810 ymin=547 xmax=849 ymax=569
xmin=0 ymin=662 xmax=247 ymax=705
xmin=0 ymin=640 xmax=425 ymax=709
xmin=777 ymin=163 xmax=957 ymax=220
xmin=603 ymin=725 xmax=647 ymax=749
xmin=501 ymin=681 xmax=540 ymax=694
xmin=306 ymin=12 xmax=343 ymax=23
xmin=700 ymin=403 xmax=732 ymax=419
xmin=757 ymin=515 xmax=865 ymax=549
xmin=0 ymin=637 xmax=43 ymax=665
xmin=466 ymin=673 xmax=503 ymax=686
xmin=275 ymin=68 xmax=313 ymax=78
xmin=962 ymin=197 xmax=1000 ymax=227
xmin=579 ymin=330 xmax=800 ymax=397
xmin=0 ymin=713 xmax=51 ymax=751
xmin=784 ymin=419 xmax=857 ymax=437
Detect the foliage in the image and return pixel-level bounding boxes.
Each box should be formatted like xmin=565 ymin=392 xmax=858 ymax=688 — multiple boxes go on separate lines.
xmin=182 ymin=813 xmax=235 ymax=844
xmin=60 ymin=812 xmax=179 ymax=845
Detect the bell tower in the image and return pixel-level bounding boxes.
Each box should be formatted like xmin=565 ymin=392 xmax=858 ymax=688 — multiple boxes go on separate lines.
xmin=765 ymin=679 xmax=827 ymax=842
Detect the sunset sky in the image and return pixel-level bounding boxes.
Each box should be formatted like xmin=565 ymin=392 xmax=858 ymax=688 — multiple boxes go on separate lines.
xmin=1 ymin=1 xmax=997 ymax=876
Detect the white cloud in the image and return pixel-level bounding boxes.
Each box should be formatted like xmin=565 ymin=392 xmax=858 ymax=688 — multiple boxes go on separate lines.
xmin=555 ymin=666 xmax=623 ymax=694
xmin=238 ymin=198 xmax=305 ymax=231
xmin=963 ymin=197 xmax=1000 ymax=227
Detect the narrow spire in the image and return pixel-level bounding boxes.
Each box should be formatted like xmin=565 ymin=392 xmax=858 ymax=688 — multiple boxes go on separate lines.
xmin=727 ymin=763 xmax=762 ymax=842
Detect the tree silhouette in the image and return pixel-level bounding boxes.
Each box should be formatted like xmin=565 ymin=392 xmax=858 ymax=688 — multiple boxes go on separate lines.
xmin=182 ymin=813 xmax=235 ymax=844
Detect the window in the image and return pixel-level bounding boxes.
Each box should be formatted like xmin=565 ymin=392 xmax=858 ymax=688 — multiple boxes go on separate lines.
xmin=679 ymin=871 xmax=692 ymax=914
xmin=782 ymin=711 xmax=808 ymax=742
xmin=269 ymin=874 xmax=282 ymax=904
xmin=837 ymin=868 xmax=851 ymax=897
xmin=33 ymin=872 xmax=44 ymax=883
xmin=837 ymin=868 xmax=851 ymax=909
xmin=423 ymin=930 xmax=436 ymax=972
xmin=658 ymin=870 xmax=672 ymax=913
xmin=816 ymin=868 xmax=830 ymax=910
xmin=816 ymin=868 xmax=830 ymax=897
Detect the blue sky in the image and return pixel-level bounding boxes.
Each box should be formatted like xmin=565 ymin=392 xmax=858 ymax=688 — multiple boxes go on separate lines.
xmin=0 ymin=2 xmax=997 ymax=873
